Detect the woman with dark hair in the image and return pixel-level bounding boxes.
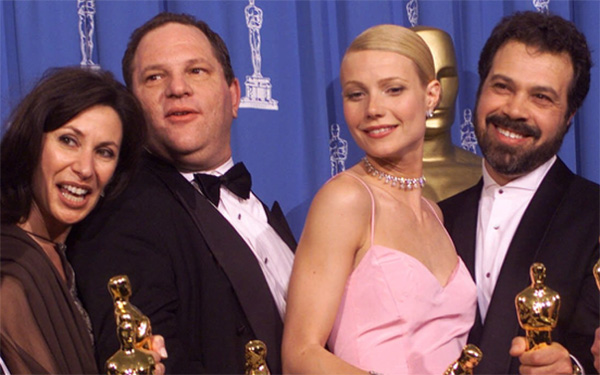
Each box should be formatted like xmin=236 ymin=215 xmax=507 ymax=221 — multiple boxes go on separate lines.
xmin=0 ymin=67 xmax=166 ymax=374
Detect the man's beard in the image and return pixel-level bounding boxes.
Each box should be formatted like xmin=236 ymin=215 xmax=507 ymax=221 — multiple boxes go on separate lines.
xmin=474 ymin=112 xmax=569 ymax=176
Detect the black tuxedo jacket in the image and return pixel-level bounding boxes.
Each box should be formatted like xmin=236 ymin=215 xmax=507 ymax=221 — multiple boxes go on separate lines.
xmin=440 ymin=158 xmax=599 ymax=374
xmin=67 ymin=153 xmax=297 ymax=374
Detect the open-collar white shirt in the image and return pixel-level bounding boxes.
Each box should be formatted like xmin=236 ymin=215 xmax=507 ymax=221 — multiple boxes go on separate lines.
xmin=475 ymin=156 xmax=556 ymax=322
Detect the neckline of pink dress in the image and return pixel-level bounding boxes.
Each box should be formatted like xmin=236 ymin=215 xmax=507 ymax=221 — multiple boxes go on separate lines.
xmin=366 ymin=244 xmax=464 ymax=289
xmin=341 ymin=171 xmax=462 ymax=289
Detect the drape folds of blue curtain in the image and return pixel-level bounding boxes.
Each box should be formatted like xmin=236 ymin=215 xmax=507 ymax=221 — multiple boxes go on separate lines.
xmin=2 ymin=0 xmax=598 ymax=237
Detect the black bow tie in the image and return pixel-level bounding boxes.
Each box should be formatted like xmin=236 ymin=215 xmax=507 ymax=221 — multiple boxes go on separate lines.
xmin=194 ymin=162 xmax=252 ymax=206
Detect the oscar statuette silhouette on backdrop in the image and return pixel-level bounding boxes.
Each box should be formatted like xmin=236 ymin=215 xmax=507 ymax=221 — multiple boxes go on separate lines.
xmin=245 ymin=340 xmax=270 ymax=375
xmin=444 ymin=344 xmax=483 ymax=375
xmin=412 ymin=26 xmax=481 ymax=202
xmin=515 ymin=263 xmax=561 ymax=350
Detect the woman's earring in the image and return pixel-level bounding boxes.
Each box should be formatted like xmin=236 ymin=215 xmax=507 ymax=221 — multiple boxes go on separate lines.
xmin=426 ymin=110 xmax=433 ymax=118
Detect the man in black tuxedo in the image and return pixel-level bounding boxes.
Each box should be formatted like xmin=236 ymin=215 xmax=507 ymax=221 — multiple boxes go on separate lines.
xmin=440 ymin=11 xmax=599 ymax=375
xmin=68 ymin=13 xmax=296 ymax=374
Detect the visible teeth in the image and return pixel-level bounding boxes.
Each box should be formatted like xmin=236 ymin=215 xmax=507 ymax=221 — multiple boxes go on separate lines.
xmin=370 ymin=128 xmax=391 ymax=135
xmin=171 ymin=111 xmax=189 ymax=116
xmin=498 ymin=127 xmax=524 ymax=139
xmin=61 ymin=190 xmax=85 ymax=202
xmin=62 ymin=185 xmax=89 ymax=196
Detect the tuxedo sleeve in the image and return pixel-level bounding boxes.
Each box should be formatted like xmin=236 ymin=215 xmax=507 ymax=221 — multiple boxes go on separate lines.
xmin=67 ymin=178 xmax=206 ymax=374
xmin=551 ymin=178 xmax=599 ymax=375
xmin=565 ymin=241 xmax=599 ymax=374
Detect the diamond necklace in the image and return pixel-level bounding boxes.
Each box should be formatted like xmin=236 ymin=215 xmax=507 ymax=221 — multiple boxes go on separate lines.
xmin=362 ymin=157 xmax=426 ymax=191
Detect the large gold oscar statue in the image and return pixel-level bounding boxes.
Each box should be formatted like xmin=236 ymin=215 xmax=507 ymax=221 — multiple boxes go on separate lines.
xmin=515 ymin=263 xmax=561 ymax=350
xmin=413 ymin=26 xmax=482 ymax=202
xmin=444 ymin=344 xmax=483 ymax=375
xmin=245 ymin=340 xmax=270 ymax=375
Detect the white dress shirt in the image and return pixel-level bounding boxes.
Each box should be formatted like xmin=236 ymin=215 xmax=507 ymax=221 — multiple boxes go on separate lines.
xmin=182 ymin=158 xmax=294 ymax=319
xmin=475 ymin=156 xmax=556 ymax=321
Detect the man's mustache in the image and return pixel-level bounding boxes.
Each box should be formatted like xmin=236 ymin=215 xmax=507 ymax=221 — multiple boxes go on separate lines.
xmin=485 ymin=114 xmax=541 ymax=140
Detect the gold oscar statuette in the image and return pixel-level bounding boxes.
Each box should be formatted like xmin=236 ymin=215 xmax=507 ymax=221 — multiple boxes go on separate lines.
xmin=515 ymin=263 xmax=561 ymax=350
xmin=108 ymin=275 xmax=152 ymax=350
xmin=105 ymin=314 xmax=156 ymax=375
xmin=105 ymin=275 xmax=155 ymax=374
xmin=245 ymin=340 xmax=270 ymax=375
xmin=444 ymin=344 xmax=483 ymax=375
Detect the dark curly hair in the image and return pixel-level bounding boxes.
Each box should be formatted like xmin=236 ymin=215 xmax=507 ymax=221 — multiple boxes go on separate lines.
xmin=121 ymin=12 xmax=235 ymax=89
xmin=477 ymin=11 xmax=592 ymax=118
xmin=1 ymin=67 xmax=147 ymax=224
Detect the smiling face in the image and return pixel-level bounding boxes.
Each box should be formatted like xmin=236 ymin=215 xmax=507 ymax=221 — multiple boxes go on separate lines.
xmin=131 ymin=22 xmax=240 ymax=172
xmin=30 ymin=105 xmax=122 ymax=236
xmin=475 ymin=41 xmax=574 ymax=184
xmin=340 ymin=49 xmax=439 ymax=166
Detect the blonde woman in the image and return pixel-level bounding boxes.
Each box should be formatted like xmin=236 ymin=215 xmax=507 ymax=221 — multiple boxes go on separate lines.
xmin=283 ymin=25 xmax=476 ymax=375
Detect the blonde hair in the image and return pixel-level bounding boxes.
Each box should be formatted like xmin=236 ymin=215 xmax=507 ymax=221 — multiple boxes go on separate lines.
xmin=346 ymin=24 xmax=435 ymax=85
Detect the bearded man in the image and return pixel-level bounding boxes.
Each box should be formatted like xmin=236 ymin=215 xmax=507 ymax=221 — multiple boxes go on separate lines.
xmin=440 ymin=11 xmax=599 ymax=375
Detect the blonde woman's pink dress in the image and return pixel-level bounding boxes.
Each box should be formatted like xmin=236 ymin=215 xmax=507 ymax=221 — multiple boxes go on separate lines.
xmin=327 ymin=173 xmax=477 ymax=375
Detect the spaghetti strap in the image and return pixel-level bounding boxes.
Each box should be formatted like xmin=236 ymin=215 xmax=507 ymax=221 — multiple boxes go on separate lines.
xmin=421 ymin=197 xmax=455 ymax=249
xmin=339 ymin=172 xmax=376 ymax=245
xmin=421 ymin=198 xmax=443 ymax=225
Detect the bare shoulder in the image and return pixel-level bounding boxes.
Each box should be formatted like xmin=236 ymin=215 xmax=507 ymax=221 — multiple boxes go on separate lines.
xmin=310 ymin=172 xmax=372 ymax=217
xmin=298 ymin=171 xmax=373 ymax=256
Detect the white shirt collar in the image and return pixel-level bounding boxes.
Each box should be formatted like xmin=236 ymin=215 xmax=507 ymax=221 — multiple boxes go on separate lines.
xmin=482 ymin=155 xmax=557 ymax=192
xmin=180 ymin=158 xmax=235 ymax=182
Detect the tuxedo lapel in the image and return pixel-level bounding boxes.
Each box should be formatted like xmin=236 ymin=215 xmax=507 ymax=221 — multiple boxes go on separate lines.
xmin=440 ymin=181 xmax=483 ymax=349
xmin=262 ymin=200 xmax=297 ymax=251
xmin=146 ymin=155 xmax=283 ymax=367
xmin=476 ymin=159 xmax=573 ymax=374
xmin=446 ymin=181 xmax=483 ymax=347
xmin=185 ymin=193 xmax=283 ymax=345
xmin=451 ymin=181 xmax=482 ymax=278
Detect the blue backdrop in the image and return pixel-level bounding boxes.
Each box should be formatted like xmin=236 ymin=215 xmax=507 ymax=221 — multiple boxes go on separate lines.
xmin=2 ymin=0 xmax=598 ymax=238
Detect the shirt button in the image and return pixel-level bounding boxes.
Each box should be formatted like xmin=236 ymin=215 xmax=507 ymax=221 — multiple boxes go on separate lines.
xmin=238 ymin=214 xmax=242 ymax=220
xmin=498 ymin=189 xmax=504 ymax=194
xmin=486 ymin=272 xmax=491 ymax=278
xmin=264 ymin=257 xmax=268 ymax=264
xmin=493 ymin=225 xmax=500 ymax=230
